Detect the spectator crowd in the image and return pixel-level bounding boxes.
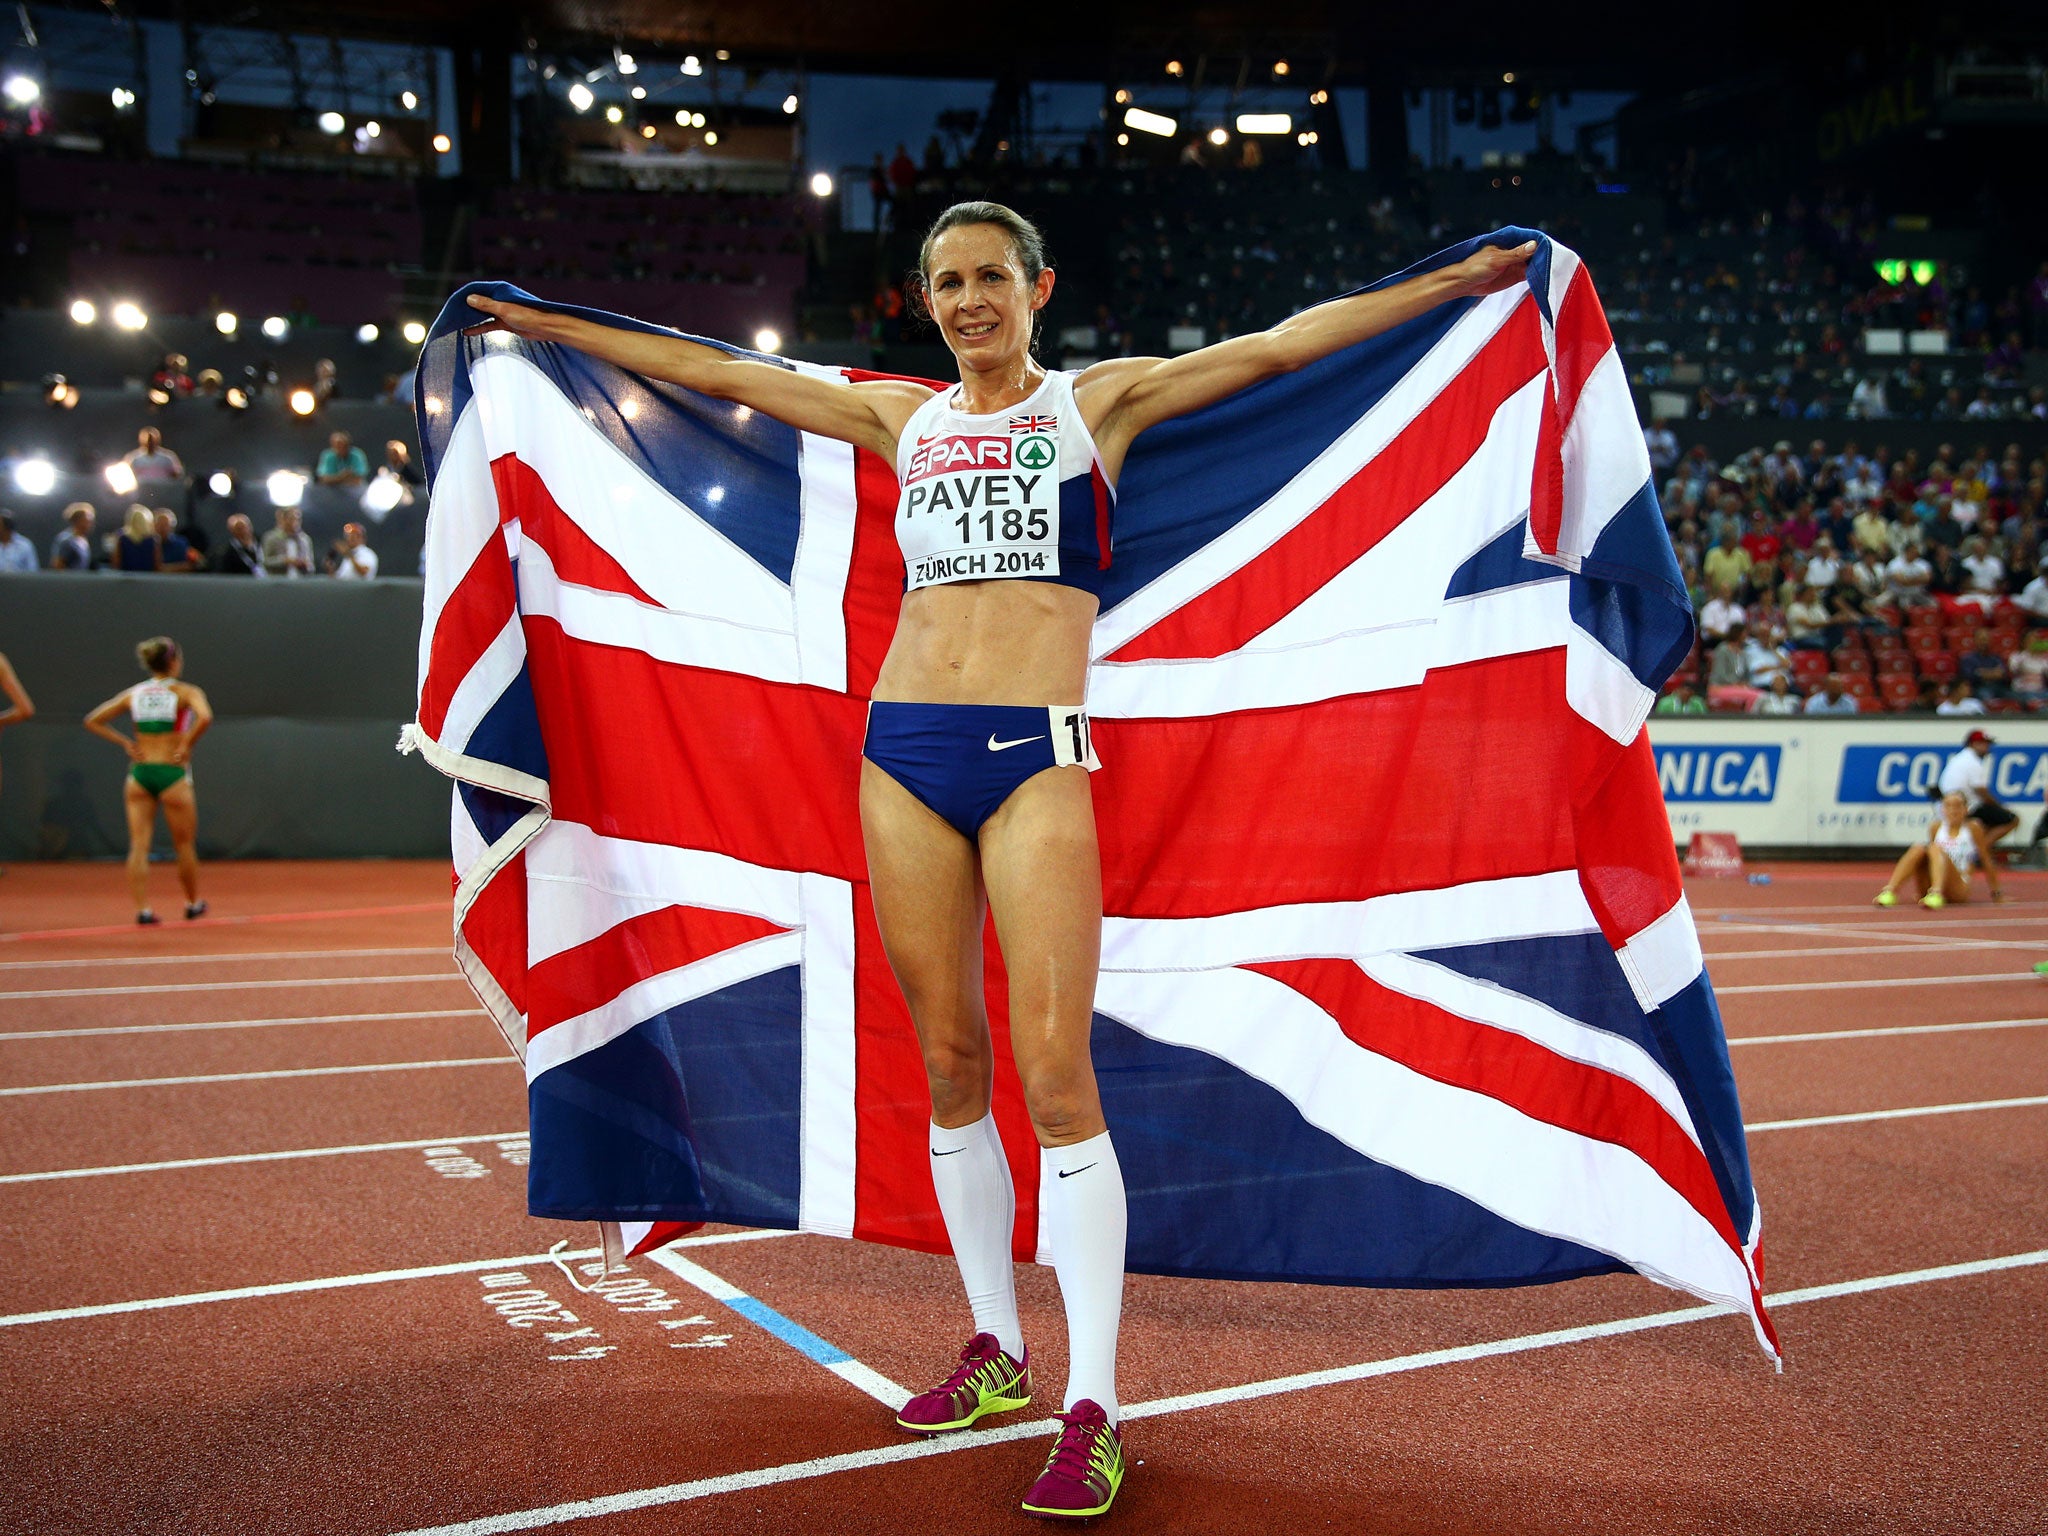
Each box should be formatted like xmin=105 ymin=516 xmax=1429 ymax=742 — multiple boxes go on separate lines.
xmin=1654 ymin=427 xmax=2048 ymax=715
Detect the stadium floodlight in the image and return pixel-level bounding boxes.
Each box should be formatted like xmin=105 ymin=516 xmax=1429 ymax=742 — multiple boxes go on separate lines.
xmin=4 ymin=76 xmax=40 ymax=106
xmin=1309 ymin=89 xmax=1329 ymax=105
xmin=675 ymin=110 xmax=690 ymax=126
xmin=616 ymin=52 xmax=636 ymax=75
xmin=223 ymin=386 xmax=249 ymax=411
xmin=1207 ymin=126 xmax=1229 ymax=146
xmin=1165 ymin=60 xmax=1183 ymax=78
xmin=783 ymin=94 xmax=799 ymax=114
xmin=1273 ymin=60 xmax=1290 ymax=77
xmin=267 ymin=470 xmax=306 ymax=508
xmin=631 ymin=86 xmax=646 ymax=100
xmin=1116 ymin=132 xmax=1129 ymax=146
xmin=401 ymin=90 xmax=418 ymax=110
xmin=105 ymin=461 xmax=139 ymax=496
xmin=215 ymin=310 xmax=238 ymax=336
xmin=318 ymin=111 xmax=345 ymax=134
xmin=69 ymin=299 xmax=96 ymax=325
xmin=401 ymin=320 xmax=428 ymax=345
xmin=1123 ymin=106 xmax=1177 ymax=137
xmin=1236 ymin=113 xmax=1292 ymax=135
xmin=605 ymin=105 xmax=624 ymax=124
xmin=753 ymin=328 xmax=781 ymax=353
xmin=640 ymin=124 xmax=656 ymax=139
xmin=810 ymin=172 xmax=834 ymax=197
xmin=111 ymin=301 xmax=148 ymax=331
xmin=703 ymin=129 xmax=718 ymax=145
xmin=361 ymin=474 xmax=405 ymax=515
xmin=1115 ymin=89 xmax=1130 ymax=104
xmin=364 ymin=120 xmax=381 ymax=138
xmin=568 ymin=82 xmax=595 ymax=112
xmin=681 ymin=56 xmax=703 ymax=76
xmin=692 ymin=112 xmax=706 ymax=128
xmin=13 ymin=458 xmax=56 ymax=496
xmin=262 ymin=315 xmax=289 ymax=339
xmin=208 ymin=471 xmax=234 ymax=498
xmin=356 ymin=323 xmax=380 ymax=343
xmin=715 ymin=49 xmax=730 ymax=61
xmin=288 ymin=388 xmax=317 ymax=416
xmin=111 ymin=87 xmax=136 ymax=109
xmin=432 ymin=133 xmax=452 ymax=153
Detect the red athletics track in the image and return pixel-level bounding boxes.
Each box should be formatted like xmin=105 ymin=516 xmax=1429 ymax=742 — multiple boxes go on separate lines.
xmin=0 ymin=859 xmax=2043 ymax=1535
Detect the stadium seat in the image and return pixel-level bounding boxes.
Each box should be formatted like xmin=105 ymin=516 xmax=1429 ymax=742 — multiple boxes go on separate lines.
xmin=1832 ymin=651 xmax=1873 ymax=676
xmin=1908 ymin=628 xmax=1943 ymax=654
xmin=1844 ymin=675 xmax=1875 ymax=699
xmin=1921 ymin=652 xmax=1958 ymax=681
xmin=1790 ymin=651 xmax=1830 ymax=683
xmin=1879 ymin=675 xmax=1918 ymax=709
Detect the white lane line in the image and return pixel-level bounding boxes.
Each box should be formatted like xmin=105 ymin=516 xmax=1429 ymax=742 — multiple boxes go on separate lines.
xmin=1728 ymin=1017 xmax=2048 ymax=1047
xmin=645 ymin=1248 xmax=909 ymax=1410
xmin=1705 ymin=919 xmax=2048 ymax=950
xmin=0 ymin=947 xmax=448 ymax=972
xmin=0 ymin=1132 xmax=529 ymax=1185
xmin=0 ymin=1057 xmax=515 ymax=1097
xmin=1716 ymin=973 xmax=2037 ymax=996
xmin=1714 ymin=911 xmax=2048 ymax=932
xmin=1703 ymin=939 xmax=2048 ymax=960
xmin=0 ymin=1008 xmax=485 ymax=1042
xmin=1746 ymin=1096 xmax=2048 ymax=1133
xmin=381 ymin=1246 xmax=2048 ymax=1536
xmin=0 ymin=973 xmax=466 ymax=1001
xmin=0 ymin=1231 xmax=796 ymax=1329
xmin=1700 ymin=900 xmax=2048 ymax=918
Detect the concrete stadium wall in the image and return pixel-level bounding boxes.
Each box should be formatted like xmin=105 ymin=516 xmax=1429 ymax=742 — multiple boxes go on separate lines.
xmin=0 ymin=574 xmax=448 ymax=861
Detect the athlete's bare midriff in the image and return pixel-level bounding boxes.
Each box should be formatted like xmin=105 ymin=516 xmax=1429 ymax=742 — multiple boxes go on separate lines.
xmin=872 ymin=579 xmax=1097 ymax=705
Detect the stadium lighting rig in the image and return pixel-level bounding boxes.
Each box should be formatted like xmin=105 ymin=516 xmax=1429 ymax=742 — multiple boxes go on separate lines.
xmin=12 ymin=458 xmax=56 ymax=496
xmin=262 ymin=315 xmax=289 ymax=339
xmin=267 ymin=469 xmax=307 ymax=508
xmin=1123 ymin=106 xmax=1177 ymax=137
xmin=809 ymin=171 xmax=834 ymax=197
xmin=216 ymin=310 xmax=238 ymax=335
xmin=69 ymin=299 xmax=95 ymax=325
xmin=111 ymin=301 xmax=148 ymax=331
xmin=105 ymin=460 xmax=139 ymax=496
xmin=3 ymin=75 xmax=40 ymax=106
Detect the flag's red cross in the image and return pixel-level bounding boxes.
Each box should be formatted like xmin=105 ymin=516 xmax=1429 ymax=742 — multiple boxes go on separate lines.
xmin=1007 ymin=413 xmax=1058 ymax=433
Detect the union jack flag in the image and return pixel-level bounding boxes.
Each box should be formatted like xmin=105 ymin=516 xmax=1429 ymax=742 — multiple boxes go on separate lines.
xmin=1007 ymin=412 xmax=1059 ymax=433
xmin=409 ymin=229 xmax=1777 ymax=1359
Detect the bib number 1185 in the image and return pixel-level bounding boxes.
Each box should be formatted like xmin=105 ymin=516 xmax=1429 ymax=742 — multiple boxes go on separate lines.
xmin=955 ymin=508 xmax=1049 ymax=544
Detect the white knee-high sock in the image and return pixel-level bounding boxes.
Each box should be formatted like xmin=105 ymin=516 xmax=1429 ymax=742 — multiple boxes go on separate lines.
xmin=1041 ymin=1131 xmax=1127 ymax=1422
xmin=928 ymin=1112 xmax=1024 ymax=1360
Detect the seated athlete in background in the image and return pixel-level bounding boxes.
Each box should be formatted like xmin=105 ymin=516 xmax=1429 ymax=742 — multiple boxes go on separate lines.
xmin=84 ymin=637 xmax=213 ymax=924
xmin=1873 ymin=790 xmax=2004 ymax=910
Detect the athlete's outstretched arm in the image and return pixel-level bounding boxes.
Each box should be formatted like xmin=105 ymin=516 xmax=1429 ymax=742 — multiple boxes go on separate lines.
xmin=1083 ymin=240 xmax=1536 ymax=469
xmin=462 ymin=295 xmax=932 ymax=460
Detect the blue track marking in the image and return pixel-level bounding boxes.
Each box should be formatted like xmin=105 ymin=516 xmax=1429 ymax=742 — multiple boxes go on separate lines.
xmin=722 ymin=1295 xmax=854 ymax=1366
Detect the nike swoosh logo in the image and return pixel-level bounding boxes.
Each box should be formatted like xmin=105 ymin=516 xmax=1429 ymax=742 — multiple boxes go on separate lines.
xmin=987 ymin=734 xmax=1045 ymax=752
xmin=931 ymin=1147 xmax=964 ymax=1157
xmin=1056 ymin=1163 xmax=1098 ymax=1179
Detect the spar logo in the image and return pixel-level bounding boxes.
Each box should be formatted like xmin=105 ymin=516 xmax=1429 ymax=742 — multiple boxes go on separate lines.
xmin=1838 ymin=745 xmax=2048 ymax=803
xmin=907 ymin=434 xmax=1010 ymax=483
xmin=1655 ymin=744 xmax=1781 ymax=802
xmin=1014 ymin=434 xmax=1056 ymax=471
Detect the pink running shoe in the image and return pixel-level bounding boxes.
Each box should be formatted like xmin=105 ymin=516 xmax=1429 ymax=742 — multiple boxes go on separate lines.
xmin=894 ymin=1332 xmax=1032 ymax=1435
xmin=1021 ymin=1400 xmax=1124 ymax=1520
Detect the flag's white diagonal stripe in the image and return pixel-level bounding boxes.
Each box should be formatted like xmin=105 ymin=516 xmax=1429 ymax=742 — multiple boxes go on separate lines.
xmin=470 ymin=349 xmax=795 ymax=626
xmin=1092 ymin=287 xmax=1527 ymax=654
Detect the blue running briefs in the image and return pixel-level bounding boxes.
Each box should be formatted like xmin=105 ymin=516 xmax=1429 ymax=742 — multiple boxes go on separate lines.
xmin=863 ymin=703 xmax=1098 ymax=840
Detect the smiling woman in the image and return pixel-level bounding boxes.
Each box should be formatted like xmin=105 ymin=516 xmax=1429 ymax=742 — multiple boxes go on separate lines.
xmin=461 ymin=212 xmax=1532 ymax=1520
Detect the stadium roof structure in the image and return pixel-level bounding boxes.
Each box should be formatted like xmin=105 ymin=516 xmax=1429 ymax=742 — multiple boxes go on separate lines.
xmin=87 ymin=0 xmax=2025 ymax=91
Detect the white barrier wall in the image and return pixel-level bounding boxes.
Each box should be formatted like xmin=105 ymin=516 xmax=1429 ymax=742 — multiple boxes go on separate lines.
xmin=1647 ymin=717 xmax=2048 ymax=847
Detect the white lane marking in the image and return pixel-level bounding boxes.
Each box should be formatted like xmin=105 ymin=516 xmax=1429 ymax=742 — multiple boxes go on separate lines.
xmin=1728 ymin=1017 xmax=2048 ymax=1047
xmin=1746 ymin=1096 xmax=2048 ymax=1133
xmin=0 ymin=1058 xmax=515 ymax=1097
xmin=1698 ymin=900 xmax=2048 ymax=918
xmin=380 ymin=1246 xmax=2048 ymax=1536
xmin=0 ymin=1231 xmax=795 ymax=1328
xmin=0 ymin=947 xmax=448 ymax=972
xmin=0 ymin=1008 xmax=485 ymax=1042
xmin=1716 ymin=973 xmax=2037 ymax=996
xmin=1713 ymin=911 xmax=2048 ymax=932
xmin=1704 ymin=919 xmax=2048 ymax=950
xmin=0 ymin=973 xmax=468 ymax=1001
xmin=0 ymin=1132 xmax=529 ymax=1185
xmin=1703 ymin=939 xmax=2048 ymax=959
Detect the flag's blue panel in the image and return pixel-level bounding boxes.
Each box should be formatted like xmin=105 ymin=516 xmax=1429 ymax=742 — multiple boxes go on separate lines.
xmin=1097 ymin=1014 xmax=1626 ymax=1287
xmin=1572 ymin=478 xmax=1695 ymax=689
xmin=527 ymin=968 xmax=803 ymax=1226
xmin=1444 ymin=518 xmax=1561 ymax=600
xmin=1104 ymin=296 xmax=1476 ymax=615
xmin=1416 ymin=937 xmax=1755 ymax=1239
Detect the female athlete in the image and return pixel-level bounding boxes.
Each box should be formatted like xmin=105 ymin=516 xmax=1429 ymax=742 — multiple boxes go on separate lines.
xmin=0 ymin=652 xmax=35 ymax=866
xmin=468 ymin=207 xmax=1533 ymax=1520
xmin=1874 ymin=789 xmax=2003 ymax=909
xmin=84 ymin=637 xmax=213 ymax=924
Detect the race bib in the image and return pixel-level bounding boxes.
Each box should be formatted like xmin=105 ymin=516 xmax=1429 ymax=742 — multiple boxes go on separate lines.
xmin=897 ymin=430 xmax=1061 ymax=590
